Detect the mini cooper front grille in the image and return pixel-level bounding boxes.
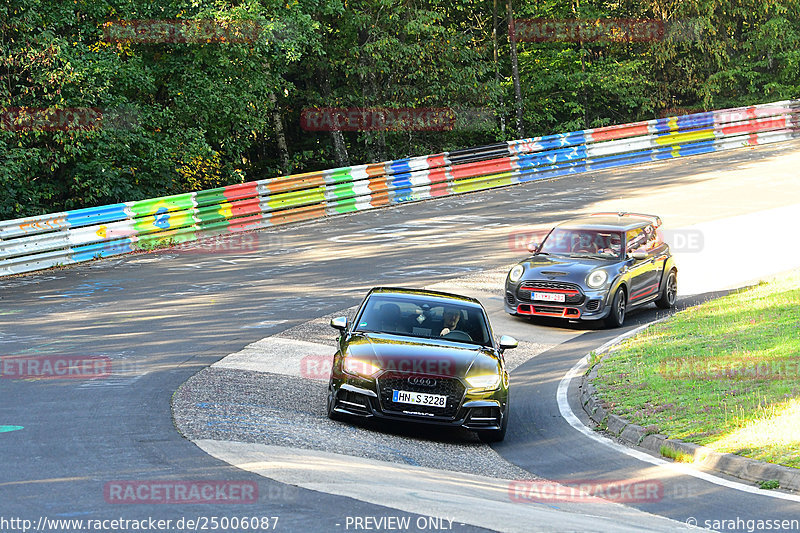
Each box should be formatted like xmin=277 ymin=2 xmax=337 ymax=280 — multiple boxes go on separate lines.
xmin=517 ymin=281 xmax=584 ymax=304
xmin=378 ymin=377 xmax=465 ymax=419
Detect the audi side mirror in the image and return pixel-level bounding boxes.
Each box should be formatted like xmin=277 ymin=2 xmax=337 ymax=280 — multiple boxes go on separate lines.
xmin=330 ymin=316 xmax=348 ymax=331
xmin=499 ymin=335 xmax=518 ymax=352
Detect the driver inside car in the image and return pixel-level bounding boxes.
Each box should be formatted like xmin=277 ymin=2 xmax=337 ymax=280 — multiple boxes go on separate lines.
xmin=439 ymin=307 xmax=461 ymax=336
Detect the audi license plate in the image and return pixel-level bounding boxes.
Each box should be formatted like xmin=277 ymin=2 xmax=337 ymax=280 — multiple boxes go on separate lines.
xmin=533 ymin=292 xmax=566 ymax=303
xmin=392 ymin=390 xmax=446 ymax=408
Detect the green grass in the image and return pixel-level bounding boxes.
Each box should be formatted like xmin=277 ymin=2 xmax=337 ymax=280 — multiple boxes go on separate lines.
xmin=593 ymin=269 xmax=800 ymax=469
xmin=660 ymin=445 xmax=694 ymax=463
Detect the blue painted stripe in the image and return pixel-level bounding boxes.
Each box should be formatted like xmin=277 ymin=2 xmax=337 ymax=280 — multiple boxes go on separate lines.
xmin=589 ymin=149 xmax=658 ymax=170
xmin=388 ymin=174 xmax=413 ymax=190
xmin=516 ymin=159 xmax=588 ymax=183
xmin=387 ymin=159 xmax=412 ymax=175
xmin=66 ymin=204 xmax=128 ymax=228
xmin=71 ymin=239 xmax=135 ymax=262
xmin=516 ymin=145 xmax=588 ymax=169
xmin=390 ymin=187 xmax=414 ymax=203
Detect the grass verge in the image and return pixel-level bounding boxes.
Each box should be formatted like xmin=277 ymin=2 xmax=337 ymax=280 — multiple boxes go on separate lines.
xmin=592 ymin=269 xmax=800 ymax=468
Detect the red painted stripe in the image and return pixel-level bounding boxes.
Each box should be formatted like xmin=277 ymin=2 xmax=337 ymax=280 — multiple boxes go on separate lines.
xmin=223 ymin=182 xmax=259 ymax=201
xmin=230 ymin=198 xmax=262 ymax=217
xmin=428 ymin=168 xmax=450 ymax=197
xmin=449 ymin=157 xmax=513 ymax=180
xmin=427 ymin=154 xmax=447 ymax=169
xmin=516 ymin=304 xmax=581 ymax=318
xmin=518 ymin=288 xmax=579 ymax=294
xmin=719 ymin=117 xmax=787 ymax=135
xmin=631 ymin=283 xmax=658 ymax=299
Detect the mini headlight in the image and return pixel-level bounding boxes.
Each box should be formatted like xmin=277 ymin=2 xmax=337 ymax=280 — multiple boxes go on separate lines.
xmin=343 ymin=358 xmax=380 ymax=377
xmin=465 ymin=373 xmax=501 ymax=391
xmin=508 ymin=265 xmax=524 ymax=283
xmin=586 ymin=270 xmax=608 ymax=288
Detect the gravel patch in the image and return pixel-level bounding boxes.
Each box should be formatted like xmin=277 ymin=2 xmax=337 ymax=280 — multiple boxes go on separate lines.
xmin=173 ymin=366 xmax=535 ymax=480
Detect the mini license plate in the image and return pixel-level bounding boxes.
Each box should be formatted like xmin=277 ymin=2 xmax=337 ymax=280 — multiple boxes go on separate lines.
xmin=533 ymin=292 xmax=566 ymax=303
xmin=392 ymin=390 xmax=447 ymax=408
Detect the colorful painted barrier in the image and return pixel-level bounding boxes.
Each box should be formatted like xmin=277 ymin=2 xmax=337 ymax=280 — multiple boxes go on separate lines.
xmin=1 ymin=99 xmax=798 ymax=276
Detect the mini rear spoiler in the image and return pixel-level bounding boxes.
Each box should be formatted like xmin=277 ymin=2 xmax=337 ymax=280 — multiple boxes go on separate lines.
xmin=589 ymin=212 xmax=662 ymax=228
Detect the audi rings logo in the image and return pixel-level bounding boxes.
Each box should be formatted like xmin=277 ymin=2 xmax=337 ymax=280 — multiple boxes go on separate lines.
xmin=408 ymin=376 xmax=437 ymax=387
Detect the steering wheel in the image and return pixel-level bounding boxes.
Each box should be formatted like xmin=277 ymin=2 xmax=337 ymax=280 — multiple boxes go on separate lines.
xmin=443 ymin=330 xmax=473 ymax=341
xmin=572 ymin=241 xmax=598 ymax=253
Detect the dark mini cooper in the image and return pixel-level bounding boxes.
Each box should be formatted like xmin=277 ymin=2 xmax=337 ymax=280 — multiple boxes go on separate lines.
xmin=326 ymin=288 xmax=518 ymax=442
xmin=504 ymin=213 xmax=677 ymax=327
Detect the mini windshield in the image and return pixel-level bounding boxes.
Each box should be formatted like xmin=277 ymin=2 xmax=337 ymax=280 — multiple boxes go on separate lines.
xmin=354 ymin=295 xmax=492 ymax=347
xmin=539 ymin=228 xmax=624 ymax=258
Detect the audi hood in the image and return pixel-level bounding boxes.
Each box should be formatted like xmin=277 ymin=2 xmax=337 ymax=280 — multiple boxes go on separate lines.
xmin=344 ymin=332 xmax=499 ymax=378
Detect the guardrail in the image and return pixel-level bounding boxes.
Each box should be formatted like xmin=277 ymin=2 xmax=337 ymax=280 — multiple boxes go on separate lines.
xmin=2 ymin=99 xmax=798 ymax=277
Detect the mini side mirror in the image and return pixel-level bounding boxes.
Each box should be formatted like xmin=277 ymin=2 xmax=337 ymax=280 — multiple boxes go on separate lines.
xmin=629 ymin=251 xmax=648 ymax=261
xmin=527 ymin=242 xmax=540 ymax=254
xmin=499 ymin=335 xmax=518 ymax=351
xmin=330 ymin=316 xmax=348 ymax=331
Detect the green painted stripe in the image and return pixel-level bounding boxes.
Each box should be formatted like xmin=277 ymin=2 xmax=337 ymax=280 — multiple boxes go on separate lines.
xmin=329 ymin=199 xmax=360 ymax=214
xmin=265 ymin=187 xmax=325 ymax=210
xmin=132 ymin=210 xmax=197 ymax=234
xmin=452 ymin=171 xmax=515 ymax=194
xmin=324 ymin=168 xmax=355 ymax=184
xmin=0 ymin=425 xmax=24 ymax=433
xmin=129 ymin=194 xmax=195 ymax=217
xmin=194 ymin=188 xmax=228 ymax=208
xmin=328 ymin=182 xmax=357 ymax=200
xmin=133 ymin=226 xmax=197 ymax=249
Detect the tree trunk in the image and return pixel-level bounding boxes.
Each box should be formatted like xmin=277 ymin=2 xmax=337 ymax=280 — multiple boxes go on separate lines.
xmin=319 ymin=69 xmax=350 ymax=167
xmin=494 ymin=0 xmax=506 ymax=134
xmin=268 ymin=92 xmax=290 ymax=174
xmin=507 ymin=0 xmax=524 ymax=138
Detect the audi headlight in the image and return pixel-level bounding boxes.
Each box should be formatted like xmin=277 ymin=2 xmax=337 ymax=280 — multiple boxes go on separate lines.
xmin=343 ymin=358 xmax=380 ymax=377
xmin=508 ymin=265 xmax=524 ymax=283
xmin=466 ymin=373 xmax=501 ymax=392
xmin=586 ymin=270 xmax=608 ymax=289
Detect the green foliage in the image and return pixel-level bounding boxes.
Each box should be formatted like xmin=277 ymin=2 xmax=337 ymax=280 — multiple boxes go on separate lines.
xmin=1 ymin=0 xmax=798 ymax=218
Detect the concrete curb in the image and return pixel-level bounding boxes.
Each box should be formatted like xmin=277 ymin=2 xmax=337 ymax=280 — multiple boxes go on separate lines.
xmin=580 ymin=324 xmax=800 ymax=493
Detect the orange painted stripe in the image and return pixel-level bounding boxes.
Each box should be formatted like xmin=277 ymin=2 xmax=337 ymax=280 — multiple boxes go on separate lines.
xmin=268 ymin=204 xmax=327 ymax=225
xmin=365 ymin=163 xmax=386 ymax=177
xmin=590 ymin=122 xmax=650 ymax=142
xmin=265 ymin=171 xmax=326 ymax=193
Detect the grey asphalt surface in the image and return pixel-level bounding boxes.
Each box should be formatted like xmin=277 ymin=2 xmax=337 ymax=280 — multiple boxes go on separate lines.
xmin=2 ymin=140 xmax=800 ymax=532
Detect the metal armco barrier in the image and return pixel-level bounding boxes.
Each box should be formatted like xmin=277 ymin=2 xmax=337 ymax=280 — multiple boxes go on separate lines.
xmin=1 ymin=99 xmax=798 ymax=277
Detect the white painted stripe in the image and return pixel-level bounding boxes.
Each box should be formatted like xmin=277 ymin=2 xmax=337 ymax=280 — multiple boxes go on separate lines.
xmin=212 ymin=337 xmax=332 ymax=379
xmin=557 ymin=337 xmax=800 ymax=503
xmin=196 ymin=440 xmax=691 ymax=533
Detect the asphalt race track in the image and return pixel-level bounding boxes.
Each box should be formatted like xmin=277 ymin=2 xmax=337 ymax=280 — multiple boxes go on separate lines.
xmin=2 ymin=139 xmax=800 ymax=532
